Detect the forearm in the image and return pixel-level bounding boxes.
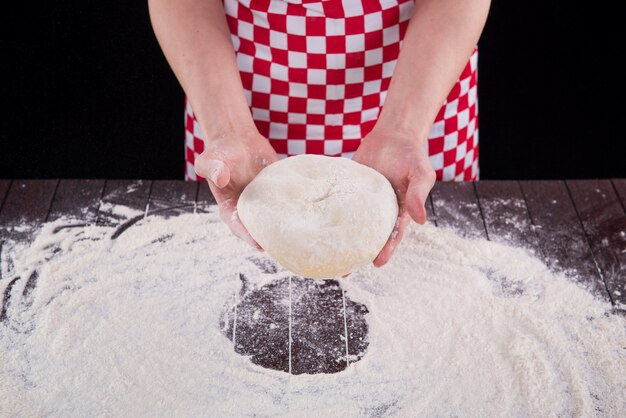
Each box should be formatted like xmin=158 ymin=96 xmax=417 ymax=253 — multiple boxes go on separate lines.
xmin=148 ymin=0 xmax=255 ymax=139
xmin=376 ymin=0 xmax=491 ymax=141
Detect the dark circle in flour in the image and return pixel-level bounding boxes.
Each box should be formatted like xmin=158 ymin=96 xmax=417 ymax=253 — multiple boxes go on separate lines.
xmin=220 ymin=273 xmax=369 ymax=374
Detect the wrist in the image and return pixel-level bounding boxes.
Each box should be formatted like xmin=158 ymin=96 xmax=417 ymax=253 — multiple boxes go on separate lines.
xmin=370 ymin=117 xmax=430 ymax=146
xmin=201 ymin=125 xmax=261 ymax=148
xmin=374 ymin=109 xmax=431 ymax=144
xmin=201 ymin=121 xmax=258 ymax=143
xmin=196 ymin=109 xmax=258 ymax=144
xmin=186 ymin=84 xmax=258 ymax=142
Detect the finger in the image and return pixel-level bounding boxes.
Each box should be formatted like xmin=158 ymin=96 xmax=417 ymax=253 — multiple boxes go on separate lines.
xmin=405 ymin=176 xmax=434 ymax=225
xmin=218 ymin=201 xmax=262 ymax=251
xmin=195 ymin=155 xmax=231 ymax=188
xmin=229 ymin=213 xmax=263 ymax=251
xmin=373 ymin=212 xmax=411 ymax=267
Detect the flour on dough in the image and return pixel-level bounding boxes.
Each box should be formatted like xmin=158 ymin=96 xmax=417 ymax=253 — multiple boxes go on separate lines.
xmin=237 ymin=154 xmax=398 ymax=278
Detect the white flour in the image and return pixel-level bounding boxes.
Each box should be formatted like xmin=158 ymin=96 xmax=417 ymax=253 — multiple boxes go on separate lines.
xmin=1 ymin=207 xmax=625 ymax=417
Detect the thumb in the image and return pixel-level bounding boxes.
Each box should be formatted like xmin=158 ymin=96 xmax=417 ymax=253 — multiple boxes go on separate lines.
xmin=405 ymin=178 xmax=433 ymax=225
xmin=195 ymin=156 xmax=231 ymax=188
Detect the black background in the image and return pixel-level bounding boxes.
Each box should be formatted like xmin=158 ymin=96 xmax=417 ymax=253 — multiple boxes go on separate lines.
xmin=2 ymin=1 xmax=624 ymax=180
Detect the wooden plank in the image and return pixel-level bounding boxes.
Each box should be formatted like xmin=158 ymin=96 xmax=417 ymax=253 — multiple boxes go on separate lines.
xmin=196 ymin=181 xmax=216 ymax=211
xmin=475 ymin=181 xmax=541 ymax=254
xmin=223 ymin=275 xmax=290 ymax=373
xmin=0 ymin=180 xmax=58 ymax=238
xmin=17 ymin=180 xmax=105 ymax=306
xmin=567 ymin=180 xmax=626 ymax=309
xmin=148 ymin=180 xmax=198 ymax=216
xmin=222 ymin=270 xmax=368 ymax=375
xmin=611 ymin=179 xmax=626 ymax=308
xmin=0 ymin=180 xmax=11 ymax=212
xmin=290 ymin=277 xmax=347 ymax=374
xmin=344 ymin=291 xmax=369 ymax=365
xmin=0 ymin=180 xmax=58 ymax=322
xmin=519 ymin=180 xmax=609 ymax=301
xmin=150 ymin=180 xmax=197 ymax=206
xmin=430 ymin=181 xmax=487 ymax=239
xmin=96 ymin=180 xmax=152 ymax=227
xmin=48 ymin=179 xmax=106 ymax=222
xmin=425 ymin=194 xmax=436 ymax=226
xmin=613 ymin=179 xmax=626 ymax=208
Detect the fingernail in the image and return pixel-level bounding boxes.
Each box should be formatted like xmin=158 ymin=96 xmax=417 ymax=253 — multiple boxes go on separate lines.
xmin=196 ymin=159 xmax=224 ymax=184
xmin=419 ymin=206 xmax=427 ymax=224
xmin=206 ymin=160 xmax=225 ymax=184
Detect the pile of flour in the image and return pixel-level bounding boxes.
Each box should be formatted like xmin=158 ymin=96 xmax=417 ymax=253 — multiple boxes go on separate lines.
xmin=1 ymin=207 xmax=625 ymax=416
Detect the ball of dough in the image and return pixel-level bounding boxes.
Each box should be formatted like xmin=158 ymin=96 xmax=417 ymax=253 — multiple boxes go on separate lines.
xmin=237 ymin=154 xmax=398 ymax=278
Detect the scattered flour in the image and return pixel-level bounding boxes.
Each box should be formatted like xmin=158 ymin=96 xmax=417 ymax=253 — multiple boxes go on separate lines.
xmin=97 ymin=201 xmax=144 ymax=219
xmin=1 ymin=207 xmax=625 ymax=416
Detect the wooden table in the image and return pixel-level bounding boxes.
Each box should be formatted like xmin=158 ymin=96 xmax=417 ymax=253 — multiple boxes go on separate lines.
xmin=1 ymin=179 xmax=625 ymax=375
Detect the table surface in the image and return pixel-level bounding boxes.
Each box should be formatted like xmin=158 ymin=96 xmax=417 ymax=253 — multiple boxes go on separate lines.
xmin=1 ymin=179 xmax=625 ymax=375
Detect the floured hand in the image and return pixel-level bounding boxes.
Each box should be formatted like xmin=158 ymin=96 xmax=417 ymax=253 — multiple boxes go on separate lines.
xmin=194 ymin=130 xmax=279 ymax=249
xmin=353 ymin=128 xmax=436 ymax=267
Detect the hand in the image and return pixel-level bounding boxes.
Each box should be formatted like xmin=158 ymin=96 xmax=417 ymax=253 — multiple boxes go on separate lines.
xmin=194 ymin=130 xmax=279 ymax=249
xmin=353 ymin=128 xmax=436 ymax=267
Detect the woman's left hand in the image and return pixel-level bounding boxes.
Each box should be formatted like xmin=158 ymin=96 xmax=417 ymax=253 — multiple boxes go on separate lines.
xmin=353 ymin=128 xmax=436 ymax=267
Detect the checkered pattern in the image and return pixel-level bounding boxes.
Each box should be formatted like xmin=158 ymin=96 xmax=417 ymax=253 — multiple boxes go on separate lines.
xmin=185 ymin=0 xmax=478 ymax=182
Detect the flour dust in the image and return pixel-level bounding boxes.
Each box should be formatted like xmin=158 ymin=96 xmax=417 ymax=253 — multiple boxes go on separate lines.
xmin=1 ymin=207 xmax=625 ymax=417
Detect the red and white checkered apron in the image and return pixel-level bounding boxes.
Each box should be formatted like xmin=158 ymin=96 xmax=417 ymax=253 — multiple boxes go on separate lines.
xmin=185 ymin=0 xmax=478 ymax=181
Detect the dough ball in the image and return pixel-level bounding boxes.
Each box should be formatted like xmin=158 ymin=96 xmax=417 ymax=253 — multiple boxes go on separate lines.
xmin=237 ymin=154 xmax=398 ymax=278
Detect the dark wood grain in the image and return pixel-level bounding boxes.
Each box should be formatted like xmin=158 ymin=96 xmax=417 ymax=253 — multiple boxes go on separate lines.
xmin=0 ymin=181 xmax=11 ymax=212
xmin=0 ymin=180 xmax=58 ymax=322
xmin=0 ymin=180 xmax=58 ymax=237
xmin=613 ymin=179 xmax=626 ymax=209
xmin=48 ymin=179 xmax=106 ymax=222
xmin=97 ymin=180 xmax=152 ymax=226
xmin=567 ymin=180 xmax=626 ymax=309
xmin=430 ymin=181 xmax=487 ymax=239
xmin=18 ymin=180 xmax=105 ymax=304
xmin=196 ymin=181 xmax=216 ymax=211
xmin=221 ymin=266 xmax=368 ymax=375
xmin=520 ymin=181 xmax=609 ymax=301
xmin=611 ymin=179 xmax=626 ymax=307
xmin=226 ymin=275 xmax=291 ymax=373
xmin=475 ymin=181 xmax=541 ymax=253
xmin=344 ymin=291 xmax=369 ymax=363
xmin=149 ymin=180 xmax=198 ymax=216
xmin=425 ymin=194 xmax=436 ymax=225
xmin=150 ymin=180 xmax=198 ymax=206
xmin=290 ymin=277 xmax=347 ymax=374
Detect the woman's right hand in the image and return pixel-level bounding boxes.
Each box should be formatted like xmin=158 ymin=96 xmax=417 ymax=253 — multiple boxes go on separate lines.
xmin=194 ymin=130 xmax=279 ymax=249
